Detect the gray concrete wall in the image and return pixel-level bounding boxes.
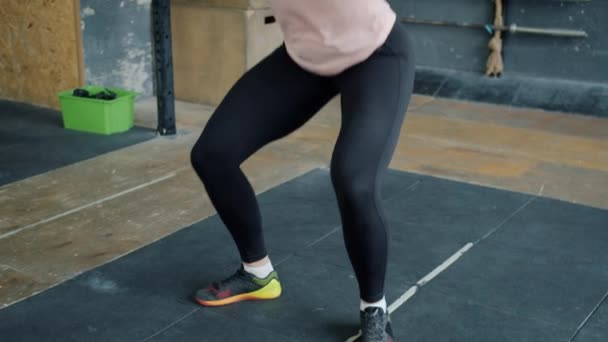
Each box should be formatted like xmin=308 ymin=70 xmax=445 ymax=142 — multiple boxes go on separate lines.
xmin=503 ymin=1 xmax=606 ymax=83
xmin=390 ymin=0 xmax=491 ymax=73
xmin=80 ymin=0 xmax=155 ymax=97
xmin=390 ymin=0 xmax=607 ymax=84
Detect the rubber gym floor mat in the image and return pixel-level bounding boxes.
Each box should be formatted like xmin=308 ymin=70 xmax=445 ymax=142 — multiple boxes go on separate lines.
xmin=573 ymin=297 xmax=608 ymax=342
xmin=391 ymin=197 xmax=608 ymax=341
xmin=0 ymin=169 xmax=606 ymax=341
xmin=0 ymin=99 xmax=156 ymax=186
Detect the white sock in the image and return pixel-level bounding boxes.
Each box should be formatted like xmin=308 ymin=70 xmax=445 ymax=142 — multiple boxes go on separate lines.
xmin=243 ymin=260 xmax=274 ymax=279
xmin=360 ymin=296 xmax=387 ymax=312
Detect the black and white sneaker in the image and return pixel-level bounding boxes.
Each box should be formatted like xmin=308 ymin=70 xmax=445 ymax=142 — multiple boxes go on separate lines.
xmin=346 ymin=307 xmax=395 ymax=342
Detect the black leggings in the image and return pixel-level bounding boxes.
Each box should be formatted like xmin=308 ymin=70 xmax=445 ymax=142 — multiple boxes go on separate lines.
xmin=191 ymin=23 xmax=415 ymax=302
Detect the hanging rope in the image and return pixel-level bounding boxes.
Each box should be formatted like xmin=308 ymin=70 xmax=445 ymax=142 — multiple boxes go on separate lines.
xmin=486 ymin=0 xmax=504 ymax=77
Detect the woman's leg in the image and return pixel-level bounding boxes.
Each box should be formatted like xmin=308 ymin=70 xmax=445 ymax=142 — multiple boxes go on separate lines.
xmin=331 ymin=24 xmax=415 ymax=303
xmin=191 ymin=46 xmax=337 ymax=263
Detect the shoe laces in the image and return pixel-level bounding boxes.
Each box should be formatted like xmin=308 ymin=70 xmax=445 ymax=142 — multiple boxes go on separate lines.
xmin=363 ymin=309 xmax=386 ymax=341
xmin=217 ymin=268 xmax=246 ymax=288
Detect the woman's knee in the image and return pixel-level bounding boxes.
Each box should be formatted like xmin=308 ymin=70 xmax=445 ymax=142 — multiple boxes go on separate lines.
xmin=190 ymin=135 xmax=235 ymax=177
xmin=330 ymin=161 xmax=375 ymax=204
xmin=190 ymin=141 xmax=209 ymax=175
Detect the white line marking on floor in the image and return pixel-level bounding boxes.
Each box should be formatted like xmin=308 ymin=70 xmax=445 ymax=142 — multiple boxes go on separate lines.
xmin=388 ymin=242 xmax=473 ymax=314
xmin=345 ymin=330 xmax=362 ymax=342
xmin=417 ymin=242 xmax=474 ymax=287
xmin=388 ymin=285 xmax=418 ymax=314
xmin=305 ymin=226 xmax=341 ymax=248
xmin=141 ymin=308 xmax=199 ymax=342
xmin=0 ymin=171 xmax=178 ymax=240
xmin=387 ymin=194 xmax=539 ymax=315
xmin=538 ymin=183 xmax=545 ymax=196
xmin=476 ymin=196 xmax=536 ymax=243
xmin=568 ymin=289 xmax=608 ymax=342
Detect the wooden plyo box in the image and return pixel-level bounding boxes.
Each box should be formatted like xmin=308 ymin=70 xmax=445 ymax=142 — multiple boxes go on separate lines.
xmin=171 ymin=0 xmax=283 ymax=106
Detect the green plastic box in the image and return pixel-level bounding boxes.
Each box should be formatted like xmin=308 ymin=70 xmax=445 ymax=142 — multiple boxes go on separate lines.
xmin=58 ymin=86 xmax=137 ymax=135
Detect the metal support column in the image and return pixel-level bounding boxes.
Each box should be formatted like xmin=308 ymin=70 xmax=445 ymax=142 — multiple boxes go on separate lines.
xmin=152 ymin=0 xmax=176 ymax=135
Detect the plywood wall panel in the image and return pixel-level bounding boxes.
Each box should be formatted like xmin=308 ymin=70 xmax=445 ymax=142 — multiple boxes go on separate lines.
xmin=171 ymin=2 xmax=247 ymax=105
xmin=0 ymin=0 xmax=83 ymax=108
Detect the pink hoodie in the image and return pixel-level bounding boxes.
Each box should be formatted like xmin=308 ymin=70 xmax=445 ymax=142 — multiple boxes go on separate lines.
xmin=269 ymin=0 xmax=397 ymax=76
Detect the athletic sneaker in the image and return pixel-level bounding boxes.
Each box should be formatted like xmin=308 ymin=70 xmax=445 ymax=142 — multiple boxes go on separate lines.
xmin=347 ymin=307 xmax=395 ymax=342
xmin=195 ymin=266 xmax=282 ymax=306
